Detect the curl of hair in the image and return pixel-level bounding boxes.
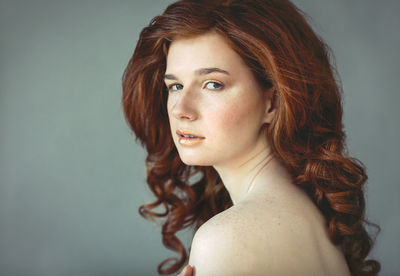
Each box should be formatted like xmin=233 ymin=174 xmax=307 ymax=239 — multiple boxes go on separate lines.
xmin=122 ymin=0 xmax=381 ymax=275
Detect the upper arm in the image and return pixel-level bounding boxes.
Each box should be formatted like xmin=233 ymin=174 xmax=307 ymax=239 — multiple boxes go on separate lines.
xmin=188 ymin=213 xmax=322 ymax=276
xmin=188 ymin=222 xmax=259 ymax=276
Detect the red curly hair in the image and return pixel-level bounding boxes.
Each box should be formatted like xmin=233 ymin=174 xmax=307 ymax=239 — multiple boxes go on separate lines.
xmin=122 ymin=0 xmax=381 ymax=275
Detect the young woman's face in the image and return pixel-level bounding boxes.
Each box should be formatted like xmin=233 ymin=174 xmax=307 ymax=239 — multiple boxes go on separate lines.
xmin=165 ymin=32 xmax=272 ymax=167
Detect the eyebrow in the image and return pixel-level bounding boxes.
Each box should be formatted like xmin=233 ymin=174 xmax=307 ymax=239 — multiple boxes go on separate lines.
xmin=164 ymin=67 xmax=230 ymax=80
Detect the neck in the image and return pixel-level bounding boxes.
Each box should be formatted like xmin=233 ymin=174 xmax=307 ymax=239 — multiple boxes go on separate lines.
xmin=213 ymin=138 xmax=280 ymax=205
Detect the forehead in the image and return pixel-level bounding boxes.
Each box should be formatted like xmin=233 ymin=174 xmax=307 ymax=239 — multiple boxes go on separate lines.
xmin=165 ymin=32 xmax=247 ymax=74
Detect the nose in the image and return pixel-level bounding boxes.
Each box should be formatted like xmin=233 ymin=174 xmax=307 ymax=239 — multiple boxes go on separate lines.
xmin=170 ymin=88 xmax=199 ymax=121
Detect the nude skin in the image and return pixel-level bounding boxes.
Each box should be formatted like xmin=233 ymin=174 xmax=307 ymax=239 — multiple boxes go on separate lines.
xmin=166 ymin=32 xmax=282 ymax=276
xmin=165 ymin=32 xmax=278 ymax=204
xmin=177 ymin=264 xmax=194 ymax=276
xmin=167 ymin=32 xmax=351 ymax=276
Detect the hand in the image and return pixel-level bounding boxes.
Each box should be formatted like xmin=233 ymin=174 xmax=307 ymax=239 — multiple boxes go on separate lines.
xmin=177 ymin=264 xmax=194 ymax=276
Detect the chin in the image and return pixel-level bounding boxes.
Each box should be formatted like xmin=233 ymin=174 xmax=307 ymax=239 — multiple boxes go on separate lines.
xmin=178 ymin=155 xmax=212 ymax=166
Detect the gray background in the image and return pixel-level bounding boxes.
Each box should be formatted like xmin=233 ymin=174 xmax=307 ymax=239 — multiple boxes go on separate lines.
xmin=0 ymin=0 xmax=398 ymax=275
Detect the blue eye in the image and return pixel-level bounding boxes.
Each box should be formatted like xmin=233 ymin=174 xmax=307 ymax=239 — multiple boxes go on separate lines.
xmin=168 ymin=83 xmax=183 ymax=91
xmin=204 ymin=81 xmax=224 ymax=90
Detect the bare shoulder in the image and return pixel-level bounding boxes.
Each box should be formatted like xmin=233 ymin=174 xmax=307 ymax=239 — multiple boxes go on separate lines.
xmin=188 ymin=198 xmax=350 ymax=276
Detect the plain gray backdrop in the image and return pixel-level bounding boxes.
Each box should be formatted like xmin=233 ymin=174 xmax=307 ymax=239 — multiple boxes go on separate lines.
xmin=0 ymin=0 xmax=399 ymax=275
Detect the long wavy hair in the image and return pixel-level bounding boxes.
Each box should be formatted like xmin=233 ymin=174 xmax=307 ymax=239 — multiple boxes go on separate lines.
xmin=122 ymin=0 xmax=381 ymax=275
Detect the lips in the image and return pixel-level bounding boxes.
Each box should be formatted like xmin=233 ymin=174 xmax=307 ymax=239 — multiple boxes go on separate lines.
xmin=176 ymin=129 xmax=205 ymax=139
xmin=176 ymin=130 xmax=205 ymax=146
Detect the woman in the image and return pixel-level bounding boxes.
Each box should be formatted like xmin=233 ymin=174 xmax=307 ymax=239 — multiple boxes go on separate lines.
xmin=122 ymin=0 xmax=381 ymax=275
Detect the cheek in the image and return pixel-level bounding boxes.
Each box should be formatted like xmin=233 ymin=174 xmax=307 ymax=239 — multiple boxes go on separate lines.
xmin=220 ymin=107 xmax=242 ymax=126
xmin=166 ymin=98 xmax=174 ymax=123
xmin=210 ymin=100 xmax=255 ymax=134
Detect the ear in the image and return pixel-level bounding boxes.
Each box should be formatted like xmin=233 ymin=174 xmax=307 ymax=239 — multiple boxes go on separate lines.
xmin=262 ymin=88 xmax=278 ymax=124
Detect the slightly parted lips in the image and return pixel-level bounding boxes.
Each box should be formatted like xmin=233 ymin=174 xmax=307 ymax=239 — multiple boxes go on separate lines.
xmin=176 ymin=130 xmax=205 ymax=139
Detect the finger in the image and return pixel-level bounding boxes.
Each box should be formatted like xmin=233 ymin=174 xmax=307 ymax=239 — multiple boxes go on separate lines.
xmin=182 ymin=265 xmax=193 ymax=276
xmin=177 ymin=265 xmax=186 ymax=276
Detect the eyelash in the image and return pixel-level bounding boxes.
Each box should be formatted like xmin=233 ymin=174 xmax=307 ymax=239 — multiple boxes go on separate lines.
xmin=168 ymin=83 xmax=183 ymax=91
xmin=167 ymin=81 xmax=224 ymax=92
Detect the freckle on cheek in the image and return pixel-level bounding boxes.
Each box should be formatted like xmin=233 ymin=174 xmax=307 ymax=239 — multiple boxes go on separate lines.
xmin=220 ymin=107 xmax=243 ymax=127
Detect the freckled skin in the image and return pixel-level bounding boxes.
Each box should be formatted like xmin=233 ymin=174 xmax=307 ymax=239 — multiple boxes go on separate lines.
xmin=166 ymin=32 xmax=351 ymax=276
xmin=165 ymin=32 xmax=271 ymax=168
